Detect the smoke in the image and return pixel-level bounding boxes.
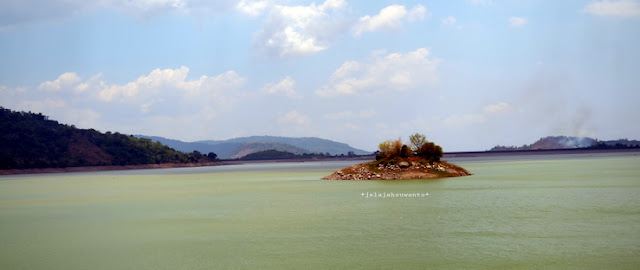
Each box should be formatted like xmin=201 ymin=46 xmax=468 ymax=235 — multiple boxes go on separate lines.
xmin=557 ymin=136 xmax=596 ymax=148
xmin=522 ymin=71 xmax=595 ymax=138
xmin=566 ymin=106 xmax=593 ymax=137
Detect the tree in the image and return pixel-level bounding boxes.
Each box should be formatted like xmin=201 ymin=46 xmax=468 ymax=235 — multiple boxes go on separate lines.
xmin=416 ymin=142 xmax=443 ymax=162
xmin=400 ymin=145 xmax=412 ymax=158
xmin=378 ymin=137 xmax=404 ymax=160
xmin=207 ymin=152 xmax=217 ymax=160
xmin=409 ymin=133 xmax=427 ymax=152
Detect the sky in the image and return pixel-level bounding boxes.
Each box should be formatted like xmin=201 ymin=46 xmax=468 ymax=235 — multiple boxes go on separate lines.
xmin=1 ymin=0 xmax=639 ymax=152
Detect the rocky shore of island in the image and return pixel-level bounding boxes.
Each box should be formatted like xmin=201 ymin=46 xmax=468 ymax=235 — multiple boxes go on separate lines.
xmin=322 ymin=159 xmax=471 ymax=180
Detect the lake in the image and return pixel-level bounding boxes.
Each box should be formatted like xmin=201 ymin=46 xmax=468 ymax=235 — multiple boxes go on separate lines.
xmin=1 ymin=152 xmax=639 ymax=269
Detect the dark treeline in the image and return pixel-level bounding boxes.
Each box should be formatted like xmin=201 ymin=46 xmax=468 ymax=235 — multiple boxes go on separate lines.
xmin=587 ymin=142 xmax=640 ymax=150
xmin=0 ymin=107 xmax=217 ymax=169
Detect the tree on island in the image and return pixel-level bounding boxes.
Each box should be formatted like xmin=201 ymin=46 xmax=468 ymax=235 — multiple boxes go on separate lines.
xmin=376 ymin=133 xmax=443 ymax=162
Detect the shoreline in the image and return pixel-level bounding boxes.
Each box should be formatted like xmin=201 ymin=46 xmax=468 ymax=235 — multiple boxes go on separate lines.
xmin=1 ymin=148 xmax=638 ymax=176
xmin=0 ymin=162 xmax=229 ymax=176
xmin=0 ymin=156 xmax=372 ymax=176
xmin=444 ymin=147 xmax=640 ymax=158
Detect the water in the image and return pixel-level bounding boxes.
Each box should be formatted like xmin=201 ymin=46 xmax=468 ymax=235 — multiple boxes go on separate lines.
xmin=1 ymin=153 xmax=639 ymax=269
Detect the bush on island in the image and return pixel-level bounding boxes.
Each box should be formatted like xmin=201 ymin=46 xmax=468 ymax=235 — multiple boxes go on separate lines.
xmin=377 ymin=133 xmax=443 ymax=163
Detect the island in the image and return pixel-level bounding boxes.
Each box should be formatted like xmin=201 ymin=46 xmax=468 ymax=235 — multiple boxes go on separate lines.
xmin=323 ymin=133 xmax=471 ymax=180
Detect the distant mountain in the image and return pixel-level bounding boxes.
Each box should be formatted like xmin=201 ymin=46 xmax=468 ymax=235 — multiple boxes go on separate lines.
xmin=0 ymin=108 xmax=214 ymax=169
xmin=490 ymin=136 xmax=640 ymax=151
xmin=138 ymin=135 xmax=371 ymax=159
xmin=136 ymin=136 xmax=237 ymax=157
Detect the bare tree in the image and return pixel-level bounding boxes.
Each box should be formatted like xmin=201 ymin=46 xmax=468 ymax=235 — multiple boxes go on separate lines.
xmin=409 ymin=133 xmax=427 ymax=152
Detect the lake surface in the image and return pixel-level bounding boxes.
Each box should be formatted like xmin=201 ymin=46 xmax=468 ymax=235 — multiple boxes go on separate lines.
xmin=1 ymin=153 xmax=639 ymax=269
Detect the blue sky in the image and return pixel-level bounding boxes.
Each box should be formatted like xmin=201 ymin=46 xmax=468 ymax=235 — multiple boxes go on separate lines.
xmin=1 ymin=0 xmax=639 ymax=151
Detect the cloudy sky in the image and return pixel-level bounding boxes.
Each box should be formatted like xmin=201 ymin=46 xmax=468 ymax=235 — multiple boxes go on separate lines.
xmin=1 ymin=0 xmax=639 ymax=151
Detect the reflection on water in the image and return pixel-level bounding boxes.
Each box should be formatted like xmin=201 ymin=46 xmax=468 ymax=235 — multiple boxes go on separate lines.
xmin=1 ymin=152 xmax=639 ymax=269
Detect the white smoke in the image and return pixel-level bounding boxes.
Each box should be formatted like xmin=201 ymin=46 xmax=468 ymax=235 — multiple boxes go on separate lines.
xmin=521 ymin=71 xmax=596 ymax=138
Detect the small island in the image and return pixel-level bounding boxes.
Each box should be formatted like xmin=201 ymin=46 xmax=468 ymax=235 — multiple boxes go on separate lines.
xmin=323 ymin=133 xmax=471 ymax=180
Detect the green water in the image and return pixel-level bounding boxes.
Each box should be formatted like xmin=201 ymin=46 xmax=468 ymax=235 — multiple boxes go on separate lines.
xmin=1 ymin=153 xmax=639 ymax=269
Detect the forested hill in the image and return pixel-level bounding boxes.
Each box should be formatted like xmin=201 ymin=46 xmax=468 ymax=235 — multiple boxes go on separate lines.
xmin=0 ymin=108 xmax=215 ymax=169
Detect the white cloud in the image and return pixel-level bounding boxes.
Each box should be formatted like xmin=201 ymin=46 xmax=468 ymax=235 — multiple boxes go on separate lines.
xmin=34 ymin=67 xmax=247 ymax=109
xmin=263 ymin=76 xmax=299 ymax=98
xmin=582 ymin=0 xmax=640 ymax=17
xmin=74 ymin=74 xmax=105 ymax=93
xmin=278 ymin=110 xmax=308 ymax=125
xmin=330 ymin=61 xmax=360 ymax=80
xmin=249 ymin=2 xmax=428 ymax=58
xmin=236 ymin=0 xmax=270 ymax=16
xmin=353 ymin=4 xmax=428 ymax=36
xmin=508 ymin=16 xmax=527 ymax=27
xmin=408 ymin=5 xmax=428 ymax=21
xmin=252 ymin=0 xmax=348 ymax=58
xmin=98 ymin=66 xmax=246 ymax=103
xmin=483 ymin=102 xmax=515 ymax=114
xmin=442 ymin=16 xmax=456 ymax=26
xmin=98 ymin=66 xmax=190 ymax=101
xmin=38 ymin=72 xmax=81 ymax=92
xmin=316 ymin=47 xmax=440 ymax=97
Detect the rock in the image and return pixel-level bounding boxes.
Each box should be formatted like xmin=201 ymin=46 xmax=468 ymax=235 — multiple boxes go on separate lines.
xmin=322 ymin=160 xmax=471 ymax=180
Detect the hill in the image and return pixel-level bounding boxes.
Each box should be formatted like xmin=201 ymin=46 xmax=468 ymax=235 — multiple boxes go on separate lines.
xmin=138 ymin=135 xmax=371 ymax=159
xmin=0 ymin=108 xmax=215 ymax=169
xmin=490 ymin=136 xmax=640 ymax=151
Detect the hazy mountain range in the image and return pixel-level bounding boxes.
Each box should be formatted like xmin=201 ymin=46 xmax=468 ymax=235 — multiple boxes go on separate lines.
xmin=136 ymin=135 xmax=371 ymax=159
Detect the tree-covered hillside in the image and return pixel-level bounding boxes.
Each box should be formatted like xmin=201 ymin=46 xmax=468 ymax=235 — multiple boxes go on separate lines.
xmin=0 ymin=108 xmax=216 ymax=169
